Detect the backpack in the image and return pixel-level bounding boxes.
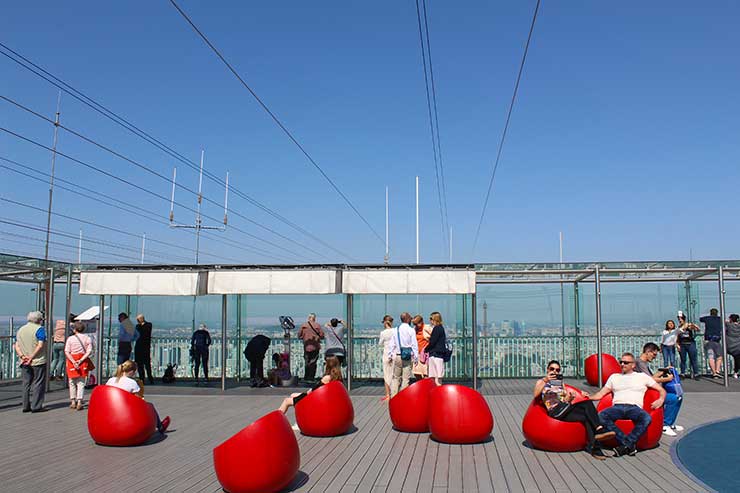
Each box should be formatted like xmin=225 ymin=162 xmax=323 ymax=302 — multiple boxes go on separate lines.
xmin=162 ymin=364 xmax=177 ymax=384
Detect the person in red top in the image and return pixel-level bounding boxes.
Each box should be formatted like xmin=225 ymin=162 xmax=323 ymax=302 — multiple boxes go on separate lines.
xmin=298 ymin=313 xmax=324 ymax=381
xmin=64 ymin=321 xmax=93 ymax=410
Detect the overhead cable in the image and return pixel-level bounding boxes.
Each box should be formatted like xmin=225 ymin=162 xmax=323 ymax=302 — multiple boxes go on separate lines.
xmin=168 ymin=0 xmax=385 ymax=246
xmin=472 ymin=0 xmax=541 ymax=255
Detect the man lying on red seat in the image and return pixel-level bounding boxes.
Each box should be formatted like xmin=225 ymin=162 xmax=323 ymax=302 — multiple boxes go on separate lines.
xmin=587 ymin=352 xmax=665 ymax=457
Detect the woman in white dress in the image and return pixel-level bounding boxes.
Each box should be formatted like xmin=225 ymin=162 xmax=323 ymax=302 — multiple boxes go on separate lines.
xmin=378 ymin=315 xmax=395 ymax=401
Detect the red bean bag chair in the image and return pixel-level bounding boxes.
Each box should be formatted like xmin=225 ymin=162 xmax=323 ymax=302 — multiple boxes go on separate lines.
xmin=87 ymin=385 xmax=158 ymax=446
xmin=213 ymin=410 xmax=300 ymax=493
xmin=521 ymin=384 xmax=590 ymax=452
xmin=596 ymin=388 xmax=664 ymax=450
xmin=389 ymin=378 xmax=436 ymax=432
xmin=429 ymin=384 xmax=494 ymax=444
xmin=584 ymin=353 xmax=621 ymax=386
xmin=294 ymin=380 xmax=354 ymax=437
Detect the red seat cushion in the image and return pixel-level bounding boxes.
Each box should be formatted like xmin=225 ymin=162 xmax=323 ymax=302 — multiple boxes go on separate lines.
xmin=87 ymin=385 xmax=158 ymax=446
xmin=294 ymin=380 xmax=354 ymax=437
xmin=584 ymin=354 xmax=622 ymax=387
xmin=522 ymin=384 xmax=589 ymax=452
xmin=213 ymin=410 xmax=300 ymax=493
xmin=596 ymin=388 xmax=664 ymax=450
xmin=389 ymin=378 xmax=436 ymax=432
xmin=429 ymin=384 xmax=494 ymax=444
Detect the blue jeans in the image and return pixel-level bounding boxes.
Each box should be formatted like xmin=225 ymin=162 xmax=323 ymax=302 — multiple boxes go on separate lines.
xmin=661 ymin=345 xmax=676 ymax=368
xmin=598 ymin=404 xmax=651 ymax=449
xmin=679 ymin=342 xmax=699 ymax=376
xmin=663 ymin=393 xmax=682 ymax=426
xmin=50 ymin=342 xmax=66 ymax=377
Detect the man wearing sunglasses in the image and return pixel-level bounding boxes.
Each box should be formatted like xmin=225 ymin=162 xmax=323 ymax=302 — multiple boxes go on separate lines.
xmin=588 ymin=352 xmax=666 ymax=457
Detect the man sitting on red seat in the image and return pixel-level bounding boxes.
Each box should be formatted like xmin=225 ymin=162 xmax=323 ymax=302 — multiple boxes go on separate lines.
xmin=588 ymin=352 xmax=665 ymax=457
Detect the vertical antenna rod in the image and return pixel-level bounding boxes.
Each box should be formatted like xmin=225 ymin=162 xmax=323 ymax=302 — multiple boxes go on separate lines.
xmin=77 ymin=229 xmax=82 ymax=264
xmin=141 ymin=233 xmax=146 ymax=264
xmin=223 ymin=171 xmax=229 ymax=225
xmin=415 ymin=176 xmax=420 ymax=264
xmin=44 ymin=91 xmax=62 ymax=261
xmin=169 ymin=167 xmax=177 ymax=222
xmin=384 ymin=185 xmax=389 ymax=264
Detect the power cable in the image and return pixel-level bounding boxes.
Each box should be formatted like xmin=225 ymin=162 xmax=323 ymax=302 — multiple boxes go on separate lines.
xmin=0 ymin=126 xmax=314 ymax=262
xmin=0 ymin=95 xmax=334 ymax=262
xmin=472 ymin=0 xmax=541 ymax=255
xmin=1 ymin=230 xmax=143 ymax=264
xmin=0 ymin=156 xmax=291 ymax=263
xmin=0 ymin=42 xmax=356 ymax=261
xmin=420 ymin=0 xmax=450 ymax=240
xmin=167 ymin=0 xmax=385 ymax=246
xmin=414 ymin=0 xmax=448 ymax=250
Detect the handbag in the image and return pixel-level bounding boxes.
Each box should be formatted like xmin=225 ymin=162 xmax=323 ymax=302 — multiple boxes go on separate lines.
xmin=396 ymin=327 xmax=412 ymax=361
xmin=442 ymin=340 xmax=453 ymax=363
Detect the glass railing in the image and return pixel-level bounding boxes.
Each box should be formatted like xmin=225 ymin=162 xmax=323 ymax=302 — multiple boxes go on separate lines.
xmin=0 ymin=334 xmax=715 ymax=382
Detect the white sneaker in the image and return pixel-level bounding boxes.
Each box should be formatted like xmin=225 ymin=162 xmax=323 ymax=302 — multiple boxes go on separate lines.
xmin=291 ymin=423 xmax=300 ymax=432
xmin=671 ymin=425 xmax=684 ymax=432
xmin=662 ymin=426 xmax=677 ymax=437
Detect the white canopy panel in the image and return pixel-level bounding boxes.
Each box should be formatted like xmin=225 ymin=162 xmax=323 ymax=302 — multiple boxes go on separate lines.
xmin=342 ymin=270 xmax=476 ymax=294
xmin=79 ymin=271 xmax=206 ymax=296
xmin=207 ymin=270 xmax=339 ymax=294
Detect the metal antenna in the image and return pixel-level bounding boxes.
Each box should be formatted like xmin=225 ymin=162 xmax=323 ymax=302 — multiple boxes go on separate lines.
xmin=168 ymin=149 xmax=229 ymax=264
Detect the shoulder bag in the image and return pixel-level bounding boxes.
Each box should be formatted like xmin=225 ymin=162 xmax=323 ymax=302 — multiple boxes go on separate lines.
xmin=397 ymin=327 xmax=413 ymax=361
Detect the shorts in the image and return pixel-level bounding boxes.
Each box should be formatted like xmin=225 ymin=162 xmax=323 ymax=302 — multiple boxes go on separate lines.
xmin=705 ymin=340 xmax=723 ymax=360
xmin=428 ymin=356 xmax=445 ymax=378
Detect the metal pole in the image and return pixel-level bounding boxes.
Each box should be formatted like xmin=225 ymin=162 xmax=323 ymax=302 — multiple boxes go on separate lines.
xmin=195 ymin=150 xmax=205 ymax=265
xmin=462 ymin=294 xmax=468 ymax=378
xmin=415 ymin=176 xmax=419 ymax=264
xmin=346 ymin=294 xmax=354 ymax=391
xmin=684 ymin=280 xmax=692 ymax=321
xmin=64 ymin=265 xmax=73 ymax=385
xmin=472 ymin=292 xmax=478 ymax=389
xmin=594 ymin=267 xmax=603 ymax=386
xmin=140 ymin=234 xmax=146 ymax=264
xmin=78 ymin=229 xmax=82 ymax=264
xmin=718 ymin=266 xmax=729 ymax=388
xmin=559 ymin=232 xmax=565 ymax=366
xmin=574 ymin=282 xmax=581 ymax=377
xmin=45 ymin=268 xmax=55 ymax=391
xmin=97 ymin=295 xmax=104 ymax=383
xmin=384 ymin=186 xmax=389 ymax=264
xmin=449 ymin=227 xmax=453 ymax=264
xmin=44 ymin=92 xmax=62 ymax=262
xmin=221 ymin=294 xmax=227 ymax=391
xmin=10 ymin=317 xmax=16 ymax=379
xmin=236 ymin=294 xmax=242 ymax=382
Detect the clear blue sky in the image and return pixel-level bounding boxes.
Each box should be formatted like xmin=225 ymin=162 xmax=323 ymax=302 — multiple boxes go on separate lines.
xmin=2 ymin=0 xmax=739 ymax=265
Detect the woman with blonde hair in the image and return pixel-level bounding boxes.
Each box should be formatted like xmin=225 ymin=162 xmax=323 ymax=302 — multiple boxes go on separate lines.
xmin=378 ymin=315 xmax=395 ymax=401
xmin=425 ymin=312 xmax=447 ymax=385
xmin=412 ymin=315 xmax=432 ymax=380
xmin=278 ymin=356 xmax=343 ymax=429
xmin=107 ymin=360 xmax=170 ymax=434
xmin=64 ymin=321 xmax=93 ymax=410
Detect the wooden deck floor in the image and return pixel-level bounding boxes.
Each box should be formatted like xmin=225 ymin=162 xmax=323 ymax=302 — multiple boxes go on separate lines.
xmin=1 ymin=381 xmax=737 ymax=492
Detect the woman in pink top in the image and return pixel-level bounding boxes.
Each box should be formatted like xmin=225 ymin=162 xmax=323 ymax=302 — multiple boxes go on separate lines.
xmin=64 ymin=321 xmax=93 ymax=410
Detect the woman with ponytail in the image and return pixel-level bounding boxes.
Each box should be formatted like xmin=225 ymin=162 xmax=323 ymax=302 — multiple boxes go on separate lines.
xmin=278 ymin=356 xmax=343 ymax=429
xmin=106 ymin=360 xmax=171 ymax=434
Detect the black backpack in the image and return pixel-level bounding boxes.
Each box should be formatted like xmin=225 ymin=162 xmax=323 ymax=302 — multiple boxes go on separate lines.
xmin=162 ymin=364 xmax=177 ymax=384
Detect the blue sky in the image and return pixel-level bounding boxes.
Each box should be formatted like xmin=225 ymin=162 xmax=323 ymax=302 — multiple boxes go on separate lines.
xmin=2 ymin=0 xmax=739 ymax=265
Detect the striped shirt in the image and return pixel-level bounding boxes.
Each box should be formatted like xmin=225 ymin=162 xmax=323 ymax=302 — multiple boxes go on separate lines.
xmin=65 ymin=333 xmax=92 ymax=355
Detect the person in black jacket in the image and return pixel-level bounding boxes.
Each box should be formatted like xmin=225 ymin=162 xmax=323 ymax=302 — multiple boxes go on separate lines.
xmin=244 ymin=334 xmax=271 ymax=387
xmin=191 ymin=324 xmax=212 ymax=385
xmin=425 ymin=311 xmax=447 ymax=385
xmin=134 ymin=314 xmax=154 ymax=385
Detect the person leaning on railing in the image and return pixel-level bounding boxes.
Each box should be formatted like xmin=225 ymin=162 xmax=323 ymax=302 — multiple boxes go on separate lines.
xmin=532 ymin=360 xmax=615 ymax=460
xmin=660 ymin=319 xmax=678 ymax=368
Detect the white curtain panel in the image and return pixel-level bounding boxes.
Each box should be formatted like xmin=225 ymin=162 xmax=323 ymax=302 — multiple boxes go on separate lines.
xmin=342 ymin=270 xmax=476 ymax=294
xmin=207 ymin=270 xmax=338 ymax=294
xmin=79 ymin=271 xmax=206 ymax=296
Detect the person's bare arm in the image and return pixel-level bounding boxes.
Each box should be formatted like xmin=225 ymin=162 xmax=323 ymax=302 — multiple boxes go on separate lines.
xmin=652 ymin=370 xmax=673 ymax=384
xmin=589 ymin=385 xmax=612 ymax=401
xmin=649 ymin=381 xmax=666 ymax=409
xmin=533 ymin=378 xmax=547 ymax=399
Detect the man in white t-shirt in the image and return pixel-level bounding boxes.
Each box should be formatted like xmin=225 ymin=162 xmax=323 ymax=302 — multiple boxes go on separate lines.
xmin=589 ymin=352 xmax=666 ymax=456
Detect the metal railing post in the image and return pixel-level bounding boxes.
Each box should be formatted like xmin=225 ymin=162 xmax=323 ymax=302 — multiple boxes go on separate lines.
xmin=574 ymin=282 xmax=581 ymax=377
xmin=472 ymin=292 xmax=478 ymax=389
xmin=236 ymin=295 xmax=242 ymax=382
xmin=594 ymin=267 xmax=603 ymax=386
xmin=97 ymin=295 xmax=104 ymax=382
xmin=64 ymin=265 xmax=73 ymax=385
xmin=221 ymin=294 xmax=227 ymax=391
xmin=346 ymin=294 xmax=353 ymax=392
xmin=718 ymin=266 xmax=728 ymax=388
xmin=46 ymin=268 xmax=55 ymax=391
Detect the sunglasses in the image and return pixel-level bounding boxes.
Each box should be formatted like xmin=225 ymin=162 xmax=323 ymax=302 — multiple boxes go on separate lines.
xmin=619 ymin=360 xmax=634 ymax=365
xmin=547 ymin=367 xmax=561 ymax=372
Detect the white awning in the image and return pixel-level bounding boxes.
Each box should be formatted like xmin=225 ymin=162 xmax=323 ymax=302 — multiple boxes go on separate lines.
xmin=207 ymin=270 xmax=339 ymax=294
xmin=342 ymin=270 xmax=476 ymax=294
xmin=74 ymin=305 xmax=108 ymax=321
xmin=79 ymin=271 xmax=207 ymax=296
